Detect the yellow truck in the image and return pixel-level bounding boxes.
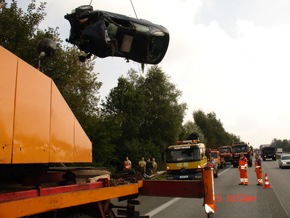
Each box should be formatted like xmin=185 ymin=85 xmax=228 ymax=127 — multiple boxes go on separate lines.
xmin=166 ymin=139 xmax=208 ymax=180
xmin=0 ymin=46 xmax=215 ymax=217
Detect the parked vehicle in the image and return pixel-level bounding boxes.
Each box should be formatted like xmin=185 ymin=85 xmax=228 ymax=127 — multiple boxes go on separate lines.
xmin=218 ymin=145 xmax=232 ymax=165
xmin=0 ymin=45 xmax=215 ymax=217
xmin=65 ymin=5 xmax=170 ymax=65
xmin=278 ymin=155 xmax=290 ymax=169
xmin=166 ymin=139 xmax=208 ymax=180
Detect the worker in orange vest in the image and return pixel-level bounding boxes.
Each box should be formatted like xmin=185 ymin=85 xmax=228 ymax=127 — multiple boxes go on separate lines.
xmin=254 ymin=154 xmax=263 ymax=186
xmin=238 ymin=152 xmax=248 ymax=185
xmin=124 ymin=156 xmax=132 ymax=171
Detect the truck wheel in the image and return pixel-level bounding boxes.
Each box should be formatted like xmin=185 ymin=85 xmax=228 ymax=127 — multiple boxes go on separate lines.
xmin=66 ymin=214 xmax=94 ymax=218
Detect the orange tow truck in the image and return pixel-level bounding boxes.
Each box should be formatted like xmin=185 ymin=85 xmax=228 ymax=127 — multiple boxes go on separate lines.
xmin=0 ymin=46 xmax=216 ymax=217
xmin=218 ymin=146 xmax=232 ymax=166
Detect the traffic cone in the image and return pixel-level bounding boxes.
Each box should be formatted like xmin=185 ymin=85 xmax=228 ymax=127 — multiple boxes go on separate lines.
xmin=264 ymin=173 xmax=271 ymax=188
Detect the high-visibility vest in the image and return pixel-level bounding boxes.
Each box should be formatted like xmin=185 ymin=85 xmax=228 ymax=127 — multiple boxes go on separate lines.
xmin=255 ymin=159 xmax=262 ymax=172
xmin=239 ymin=156 xmax=247 ymax=169
xmin=124 ymin=161 xmax=131 ymax=170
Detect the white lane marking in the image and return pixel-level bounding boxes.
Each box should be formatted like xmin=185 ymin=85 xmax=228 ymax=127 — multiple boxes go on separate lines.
xmin=218 ymin=165 xmax=231 ymax=176
xmin=144 ymin=197 xmax=181 ymax=217
xmin=144 ymin=166 xmax=231 ymax=217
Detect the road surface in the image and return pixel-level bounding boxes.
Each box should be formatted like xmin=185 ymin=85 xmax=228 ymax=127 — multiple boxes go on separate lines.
xmin=133 ymin=160 xmax=290 ymax=217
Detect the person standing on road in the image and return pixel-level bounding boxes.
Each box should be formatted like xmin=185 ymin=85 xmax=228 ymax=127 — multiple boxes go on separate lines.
xmin=238 ymin=152 xmax=248 ymax=185
xmin=255 ymin=154 xmax=263 ymax=186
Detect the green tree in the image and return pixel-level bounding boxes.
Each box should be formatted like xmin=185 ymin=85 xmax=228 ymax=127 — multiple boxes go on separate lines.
xmin=179 ymin=121 xmax=206 ymax=143
xmin=102 ymin=66 xmax=186 ymax=169
xmin=193 ymin=110 xmax=240 ymax=148
xmin=0 ymin=0 xmax=47 ymax=60
xmin=271 ymin=138 xmax=290 ymax=152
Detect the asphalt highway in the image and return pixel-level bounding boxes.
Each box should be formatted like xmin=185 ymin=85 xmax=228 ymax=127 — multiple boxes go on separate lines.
xmin=133 ymin=160 xmax=290 ymax=218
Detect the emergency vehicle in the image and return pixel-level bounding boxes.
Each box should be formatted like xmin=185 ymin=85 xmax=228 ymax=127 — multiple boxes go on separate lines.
xmin=232 ymin=143 xmax=253 ymax=168
xmin=218 ymin=145 xmax=232 ymax=165
xmin=0 ymin=45 xmax=216 ymax=217
xmin=166 ymin=139 xmax=208 ymax=180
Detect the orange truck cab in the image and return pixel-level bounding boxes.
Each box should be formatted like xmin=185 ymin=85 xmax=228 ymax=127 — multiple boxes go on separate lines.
xmin=218 ymin=145 xmax=232 ymax=166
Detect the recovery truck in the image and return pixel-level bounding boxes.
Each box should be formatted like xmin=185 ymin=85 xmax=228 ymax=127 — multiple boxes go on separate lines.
xmin=218 ymin=145 xmax=232 ymax=165
xmin=166 ymin=139 xmax=208 ymax=180
xmin=0 ymin=46 xmax=216 ymax=217
xmin=231 ymin=143 xmax=253 ymax=168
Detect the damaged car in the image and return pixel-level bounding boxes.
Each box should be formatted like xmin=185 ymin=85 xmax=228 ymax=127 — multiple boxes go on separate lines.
xmin=64 ymin=5 xmax=169 ymax=64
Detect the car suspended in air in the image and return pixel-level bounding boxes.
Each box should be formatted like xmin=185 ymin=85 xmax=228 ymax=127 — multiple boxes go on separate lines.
xmin=64 ymin=5 xmax=170 ymax=65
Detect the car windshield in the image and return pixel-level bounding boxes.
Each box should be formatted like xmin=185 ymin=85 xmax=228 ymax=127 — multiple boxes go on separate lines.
xmin=232 ymin=146 xmax=248 ymax=153
xmin=281 ymin=156 xmax=290 ymax=160
xmin=166 ymin=147 xmax=200 ymax=162
xmin=211 ymin=152 xmax=218 ymax=158
xmin=263 ymin=147 xmax=275 ymax=151
xmin=219 ymin=148 xmax=229 ymax=153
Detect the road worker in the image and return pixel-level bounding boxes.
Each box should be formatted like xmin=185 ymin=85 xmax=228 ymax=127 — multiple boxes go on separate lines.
xmin=255 ymin=154 xmax=263 ymax=186
xmin=138 ymin=157 xmax=146 ymax=176
xmin=124 ymin=156 xmax=132 ymax=171
xmin=238 ymin=152 xmax=248 ymax=185
xmin=206 ymin=156 xmax=218 ymax=178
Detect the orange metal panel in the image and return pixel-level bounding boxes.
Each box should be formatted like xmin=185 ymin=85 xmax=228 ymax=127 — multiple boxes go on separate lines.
xmin=0 ymin=46 xmax=92 ymax=164
xmin=50 ymin=82 xmax=74 ymax=162
xmin=12 ymin=59 xmax=51 ymax=163
xmin=0 ymin=183 xmax=140 ymax=217
xmin=74 ymin=118 xmax=92 ymax=162
xmin=0 ymin=47 xmax=17 ymax=164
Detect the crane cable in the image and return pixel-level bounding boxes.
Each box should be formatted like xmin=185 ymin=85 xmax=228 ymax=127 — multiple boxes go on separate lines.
xmin=130 ymin=0 xmax=138 ymax=19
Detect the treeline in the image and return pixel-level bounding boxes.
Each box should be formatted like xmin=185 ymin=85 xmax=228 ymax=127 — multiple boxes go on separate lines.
xmin=270 ymin=139 xmax=290 ymax=152
xmin=0 ymin=1 xmax=241 ymax=171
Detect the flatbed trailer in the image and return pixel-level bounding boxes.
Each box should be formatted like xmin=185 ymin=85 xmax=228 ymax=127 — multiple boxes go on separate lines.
xmin=0 ymin=46 xmax=215 ymax=217
xmin=0 ymin=168 xmax=215 ymax=218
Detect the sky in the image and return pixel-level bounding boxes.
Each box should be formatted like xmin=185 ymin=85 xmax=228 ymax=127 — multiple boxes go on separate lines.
xmin=8 ymin=0 xmax=290 ymax=148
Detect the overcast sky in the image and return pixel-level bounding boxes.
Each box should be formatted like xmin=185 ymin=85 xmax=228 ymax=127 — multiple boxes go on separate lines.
xmin=11 ymin=0 xmax=290 ymax=148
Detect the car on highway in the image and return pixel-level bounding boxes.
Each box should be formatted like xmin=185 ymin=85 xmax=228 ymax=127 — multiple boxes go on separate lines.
xmin=65 ymin=5 xmax=169 ymax=64
xmin=278 ymin=154 xmax=290 ymax=169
